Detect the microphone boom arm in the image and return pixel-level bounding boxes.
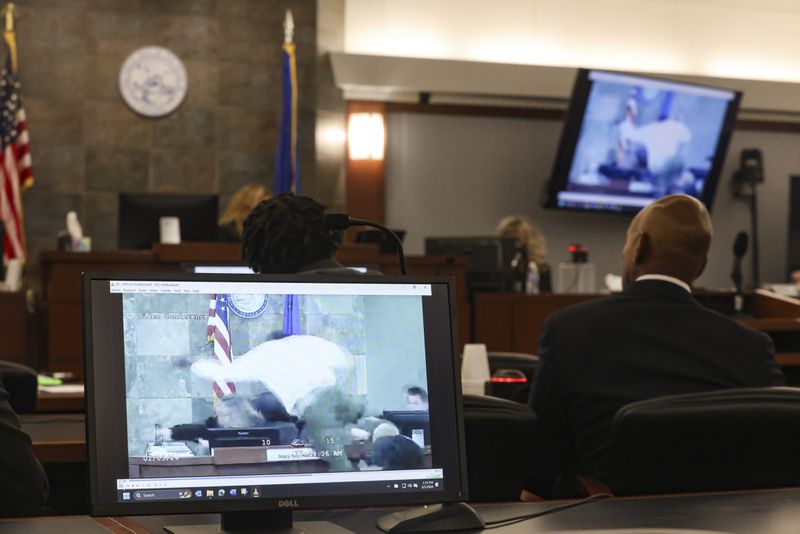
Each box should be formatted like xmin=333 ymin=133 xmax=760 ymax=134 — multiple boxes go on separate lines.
xmin=349 ymin=218 xmax=407 ymax=275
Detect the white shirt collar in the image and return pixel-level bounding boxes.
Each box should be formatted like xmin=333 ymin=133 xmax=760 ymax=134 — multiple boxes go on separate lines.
xmin=635 ymin=274 xmax=691 ymax=294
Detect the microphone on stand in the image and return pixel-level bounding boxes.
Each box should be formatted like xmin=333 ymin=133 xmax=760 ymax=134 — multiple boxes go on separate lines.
xmin=325 ymin=213 xmax=407 ymax=275
xmin=731 ymin=231 xmax=749 ymax=313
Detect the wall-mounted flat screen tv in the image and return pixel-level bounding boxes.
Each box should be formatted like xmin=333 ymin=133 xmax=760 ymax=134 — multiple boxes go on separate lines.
xmin=542 ymin=69 xmax=741 ymax=214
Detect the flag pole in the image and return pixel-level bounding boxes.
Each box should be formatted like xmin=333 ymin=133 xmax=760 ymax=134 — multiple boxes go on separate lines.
xmin=277 ymin=9 xmax=299 ymax=193
xmin=3 ymin=2 xmax=16 ymax=72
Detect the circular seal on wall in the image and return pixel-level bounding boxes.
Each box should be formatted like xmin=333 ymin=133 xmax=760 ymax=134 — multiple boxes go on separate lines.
xmin=229 ymin=294 xmax=269 ymax=319
xmin=118 ymin=46 xmax=188 ymax=117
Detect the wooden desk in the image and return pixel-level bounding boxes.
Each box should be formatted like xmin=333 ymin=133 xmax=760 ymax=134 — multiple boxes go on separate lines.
xmin=40 ymin=245 xmax=469 ymax=379
xmin=21 ymin=413 xmax=86 ymax=464
xmin=474 ymin=292 xmax=603 ymax=353
xmin=0 ymin=291 xmax=35 ymax=365
xmin=5 ymin=488 xmax=800 ymax=533
xmin=474 ymin=289 xmax=800 ymax=370
xmin=37 ymin=389 xmax=85 ymax=413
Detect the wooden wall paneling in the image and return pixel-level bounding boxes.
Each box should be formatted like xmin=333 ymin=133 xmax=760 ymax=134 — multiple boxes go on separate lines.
xmin=0 ymin=292 xmax=30 ymax=366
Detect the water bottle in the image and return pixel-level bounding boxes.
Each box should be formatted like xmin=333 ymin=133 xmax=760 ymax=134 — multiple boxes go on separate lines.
xmin=526 ymin=261 xmax=540 ymax=294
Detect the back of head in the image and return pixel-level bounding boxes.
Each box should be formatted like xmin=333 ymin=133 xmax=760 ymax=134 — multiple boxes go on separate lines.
xmin=219 ymin=184 xmax=271 ymax=238
xmin=372 ymin=421 xmax=400 ymax=441
xmin=496 ymin=215 xmax=547 ymax=265
xmin=623 ymin=194 xmax=712 ymax=286
xmin=242 ymin=193 xmax=342 ymax=273
xmin=251 ymin=390 xmax=294 ymax=423
xmin=371 ymin=435 xmax=424 ymax=470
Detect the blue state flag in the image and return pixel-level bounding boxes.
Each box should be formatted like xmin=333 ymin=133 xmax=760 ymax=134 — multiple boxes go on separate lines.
xmin=273 ymin=37 xmax=300 ymax=194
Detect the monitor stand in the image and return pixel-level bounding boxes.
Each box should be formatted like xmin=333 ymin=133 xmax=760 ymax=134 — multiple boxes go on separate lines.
xmin=164 ymin=509 xmax=352 ymax=534
xmin=377 ymin=502 xmax=485 ymax=532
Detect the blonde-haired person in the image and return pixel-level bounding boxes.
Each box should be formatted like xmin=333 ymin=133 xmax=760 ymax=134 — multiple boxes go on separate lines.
xmin=217 ymin=184 xmax=271 ymax=241
xmin=496 ymin=215 xmax=547 ymax=269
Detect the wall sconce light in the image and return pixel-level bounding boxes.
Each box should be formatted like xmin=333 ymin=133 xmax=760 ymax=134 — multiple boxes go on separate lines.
xmin=347 ymin=112 xmax=385 ymax=161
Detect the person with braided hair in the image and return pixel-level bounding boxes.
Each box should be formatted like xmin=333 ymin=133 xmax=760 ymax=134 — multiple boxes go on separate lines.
xmin=241 ymin=193 xmax=347 ymax=274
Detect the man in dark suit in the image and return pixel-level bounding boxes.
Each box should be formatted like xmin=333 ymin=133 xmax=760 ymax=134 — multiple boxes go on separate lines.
xmin=524 ymin=194 xmax=785 ymax=499
xmin=0 ymin=376 xmax=48 ymax=516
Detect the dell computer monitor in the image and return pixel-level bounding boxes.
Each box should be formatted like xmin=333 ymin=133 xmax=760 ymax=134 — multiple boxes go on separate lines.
xmin=118 ymin=193 xmax=220 ymax=250
xmin=425 ymin=236 xmax=517 ymax=293
xmin=83 ymin=273 xmax=467 ymax=532
xmin=543 ymin=69 xmax=741 ymax=214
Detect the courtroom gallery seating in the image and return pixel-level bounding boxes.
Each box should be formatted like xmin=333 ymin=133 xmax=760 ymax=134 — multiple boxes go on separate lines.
xmin=462 ymin=393 xmax=537 ymax=502
xmin=595 ymin=387 xmax=800 ymax=496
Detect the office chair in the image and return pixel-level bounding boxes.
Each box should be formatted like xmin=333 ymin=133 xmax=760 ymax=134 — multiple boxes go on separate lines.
xmin=487 ymin=352 xmax=538 ymax=403
xmin=462 ymin=394 xmax=537 ymax=502
xmin=599 ymin=387 xmax=800 ymax=496
xmin=0 ymin=360 xmax=38 ymax=414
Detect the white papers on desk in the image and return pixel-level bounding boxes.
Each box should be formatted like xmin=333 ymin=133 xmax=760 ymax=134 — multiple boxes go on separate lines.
xmin=146 ymin=441 xmax=195 ymax=458
xmin=768 ymin=284 xmax=800 ymax=298
xmin=38 ymin=384 xmax=85 ymax=394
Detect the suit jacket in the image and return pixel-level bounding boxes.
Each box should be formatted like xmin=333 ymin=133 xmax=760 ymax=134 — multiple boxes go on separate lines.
xmin=0 ymin=377 xmax=48 ymax=516
xmin=527 ymin=279 xmax=785 ymax=497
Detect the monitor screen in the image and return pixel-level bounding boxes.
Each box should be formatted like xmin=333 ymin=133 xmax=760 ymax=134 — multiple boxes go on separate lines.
xmin=543 ymin=69 xmax=741 ymax=214
xmin=425 ymin=236 xmax=516 ymax=292
xmin=83 ymin=273 xmax=467 ymax=523
xmin=118 ymin=193 xmax=220 ymax=250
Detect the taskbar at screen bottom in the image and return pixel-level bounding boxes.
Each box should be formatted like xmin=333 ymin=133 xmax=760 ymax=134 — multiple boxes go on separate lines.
xmin=118 ymin=478 xmax=443 ymax=504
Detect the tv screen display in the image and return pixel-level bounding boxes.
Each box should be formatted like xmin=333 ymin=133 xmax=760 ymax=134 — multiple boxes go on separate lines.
xmin=82 ymin=273 xmax=467 ymax=529
xmin=543 ymin=69 xmax=741 ymax=214
xmin=118 ymin=193 xmax=219 ymax=250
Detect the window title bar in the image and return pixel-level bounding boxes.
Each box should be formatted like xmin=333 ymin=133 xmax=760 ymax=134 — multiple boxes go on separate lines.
xmin=109 ymin=280 xmax=432 ymax=296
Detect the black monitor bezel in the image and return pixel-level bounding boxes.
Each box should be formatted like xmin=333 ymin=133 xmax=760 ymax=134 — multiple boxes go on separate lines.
xmin=118 ymin=192 xmax=220 ymax=250
xmin=82 ymin=271 xmax=468 ymax=517
xmin=542 ymin=68 xmax=742 ymax=215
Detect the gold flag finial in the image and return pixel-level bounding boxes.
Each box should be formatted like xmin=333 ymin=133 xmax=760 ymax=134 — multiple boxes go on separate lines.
xmin=283 ymin=9 xmax=294 ymax=45
xmin=3 ymin=2 xmax=15 ymax=33
xmin=3 ymin=2 xmax=16 ymax=72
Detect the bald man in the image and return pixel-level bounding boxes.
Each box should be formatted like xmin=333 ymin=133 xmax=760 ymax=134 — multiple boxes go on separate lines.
xmin=525 ymin=195 xmax=784 ymax=499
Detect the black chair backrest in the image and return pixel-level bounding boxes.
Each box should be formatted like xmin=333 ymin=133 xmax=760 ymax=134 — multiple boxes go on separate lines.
xmin=462 ymin=394 xmax=537 ymax=502
xmin=607 ymin=387 xmax=800 ymax=496
xmin=487 ymin=352 xmax=538 ymax=403
xmin=0 ymin=361 xmax=38 ymax=414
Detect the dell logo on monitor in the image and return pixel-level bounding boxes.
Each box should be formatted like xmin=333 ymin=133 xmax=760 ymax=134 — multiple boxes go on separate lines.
xmin=278 ymin=499 xmax=299 ymax=508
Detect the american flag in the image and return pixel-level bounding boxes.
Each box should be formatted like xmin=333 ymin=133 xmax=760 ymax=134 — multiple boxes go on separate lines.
xmin=0 ymin=49 xmax=32 ymax=263
xmin=207 ymin=294 xmax=236 ymax=399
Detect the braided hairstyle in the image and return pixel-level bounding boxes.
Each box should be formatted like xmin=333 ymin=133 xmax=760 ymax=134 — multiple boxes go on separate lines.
xmin=242 ymin=193 xmax=342 ymax=273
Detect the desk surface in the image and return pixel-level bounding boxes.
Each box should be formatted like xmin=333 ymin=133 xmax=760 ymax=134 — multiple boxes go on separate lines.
xmin=4 ymin=488 xmax=800 ymax=533
xmin=21 ymin=413 xmax=85 ymax=464
xmin=37 ymin=389 xmax=85 ymax=413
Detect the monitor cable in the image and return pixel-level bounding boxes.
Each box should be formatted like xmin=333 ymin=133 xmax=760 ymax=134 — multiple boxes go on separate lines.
xmin=325 ymin=213 xmax=407 ymax=275
xmin=482 ymin=493 xmax=612 ymax=529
